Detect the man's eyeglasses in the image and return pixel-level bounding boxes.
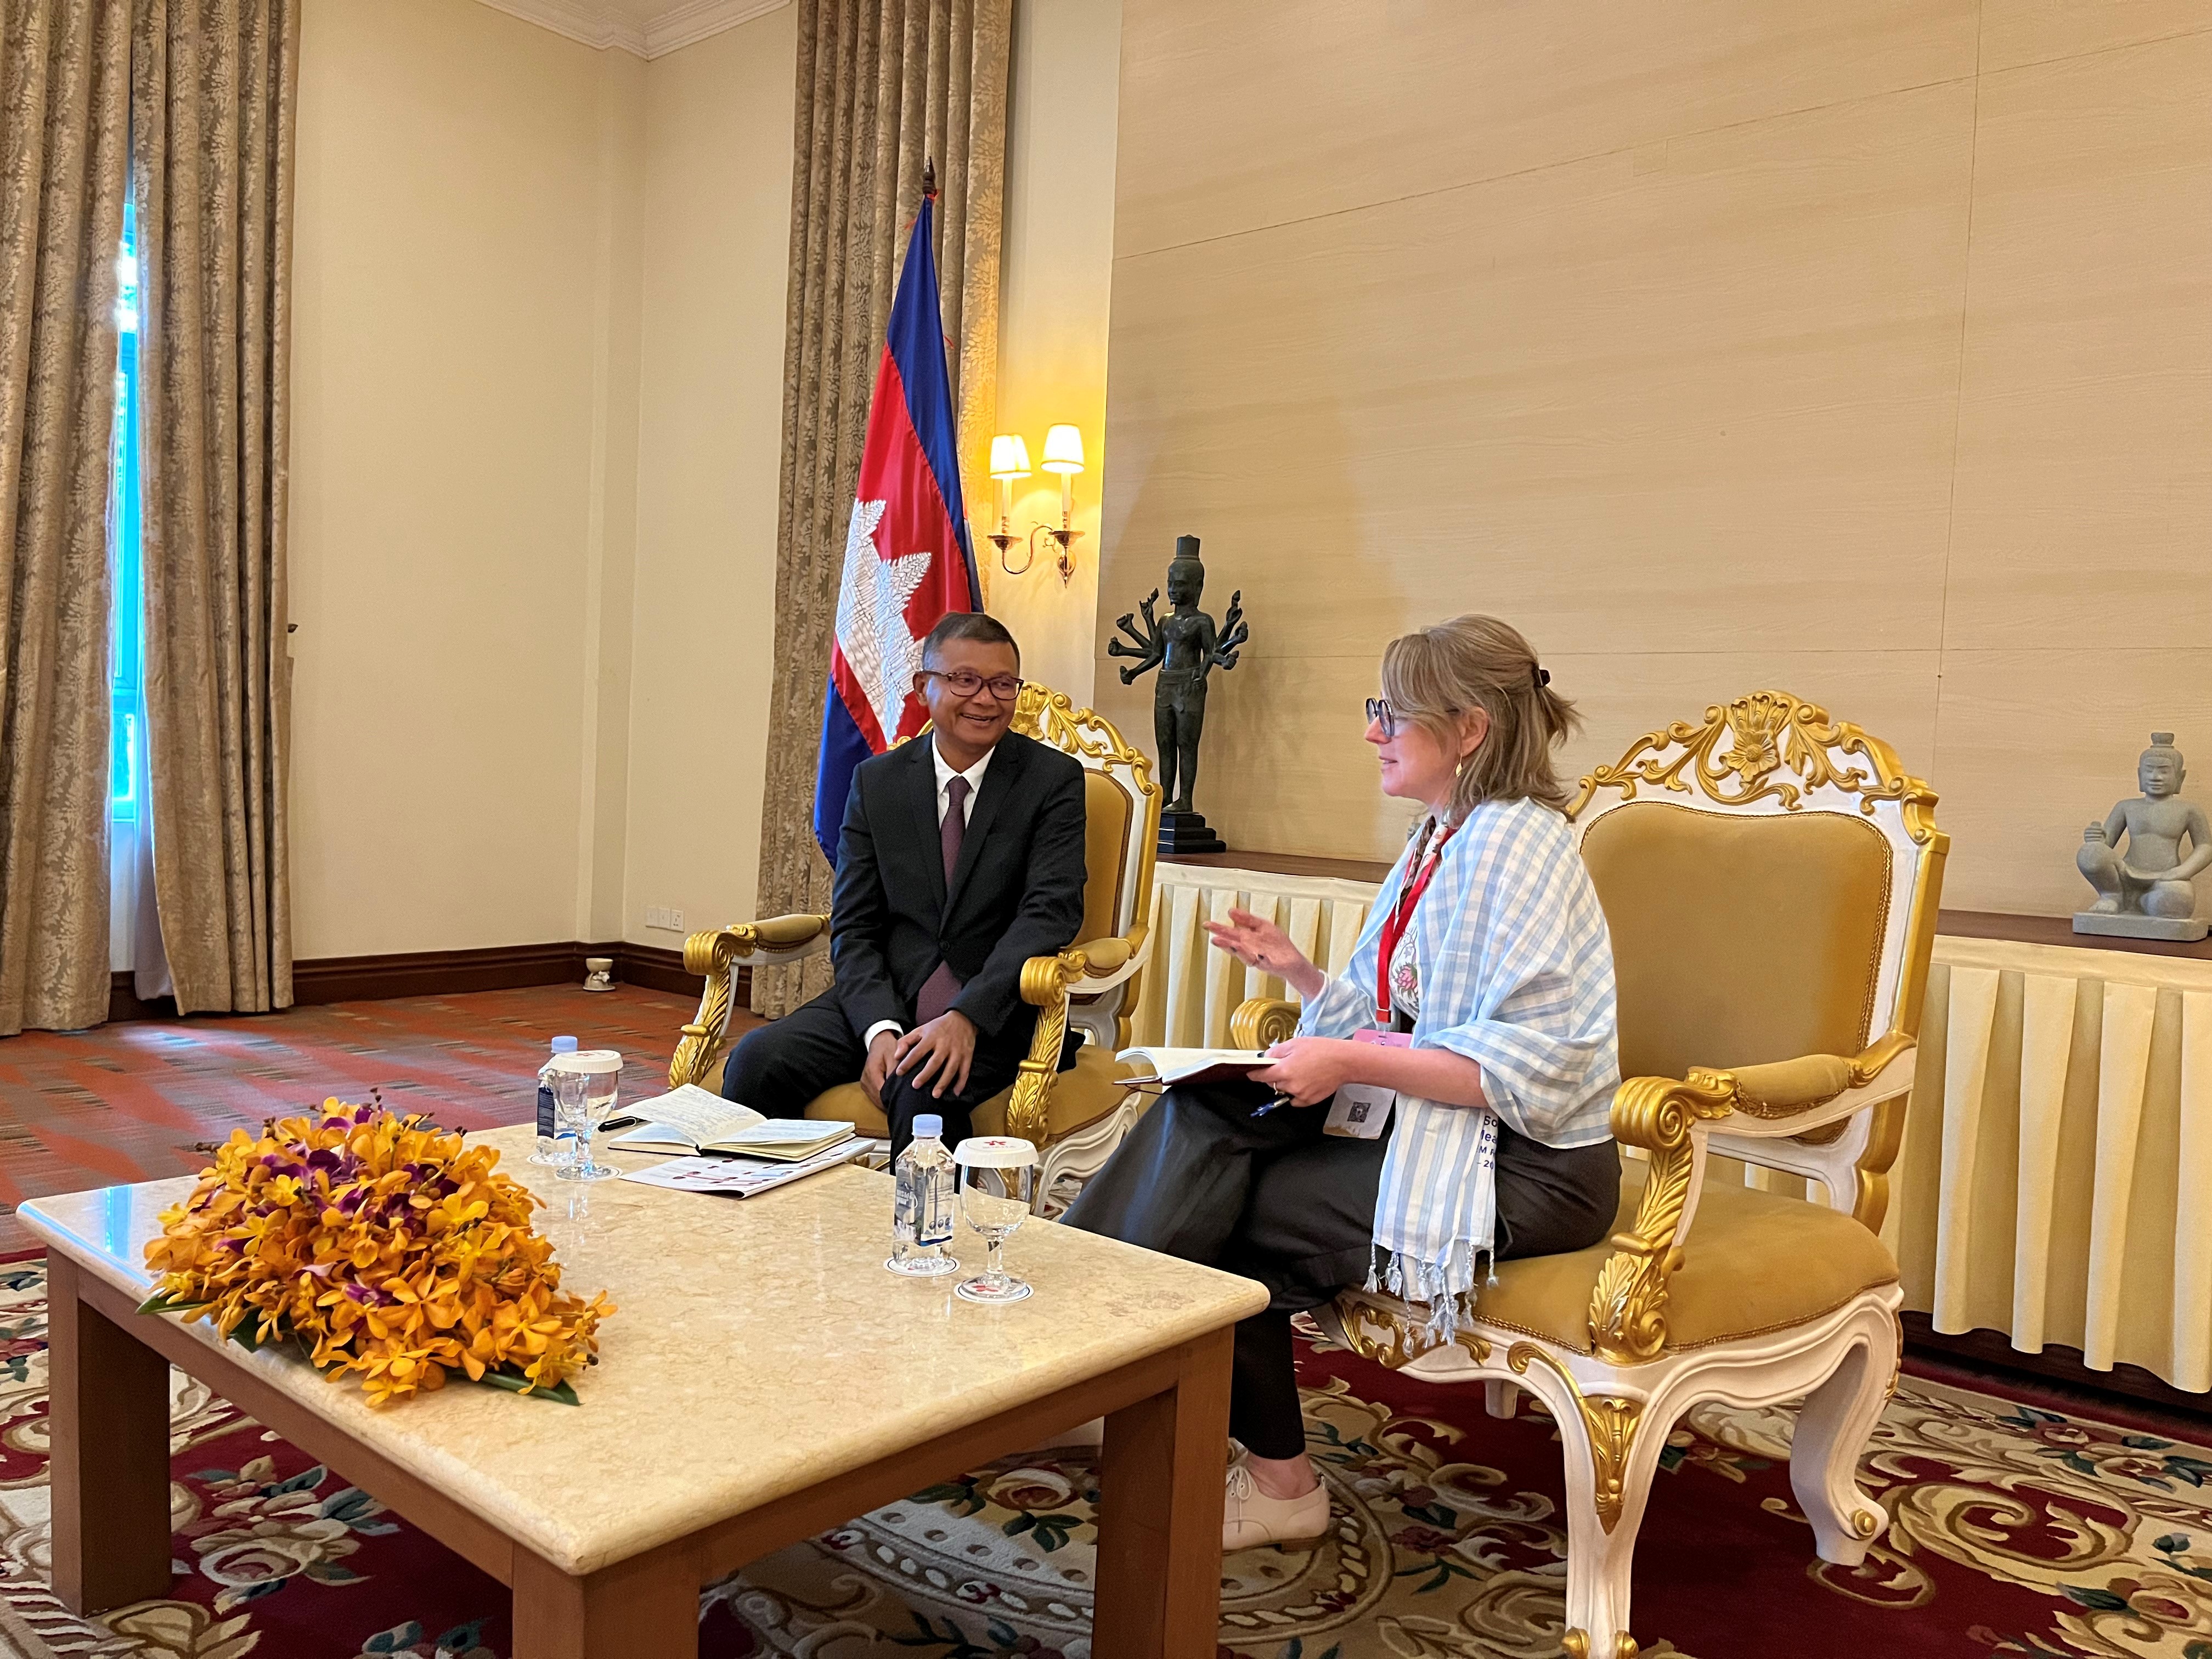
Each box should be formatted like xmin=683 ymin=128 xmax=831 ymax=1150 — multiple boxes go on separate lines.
xmin=1365 ymin=697 xmax=1398 ymax=738
xmin=928 ymin=669 xmax=1024 ymax=702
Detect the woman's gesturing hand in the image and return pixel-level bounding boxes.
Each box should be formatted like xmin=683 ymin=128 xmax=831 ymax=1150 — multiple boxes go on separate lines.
xmin=1251 ymin=1038 xmax=1357 ymax=1106
xmin=1203 ymin=907 xmax=1327 ymax=1000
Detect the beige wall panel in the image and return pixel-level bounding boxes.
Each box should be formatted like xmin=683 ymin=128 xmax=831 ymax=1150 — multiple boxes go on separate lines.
xmin=1114 ymin=0 xmax=1977 ymax=257
xmin=1933 ymin=648 xmax=2212 ymax=915
xmin=1098 ymin=81 xmax=1974 ymax=681
xmin=1944 ymin=35 xmax=2212 ymax=652
xmin=289 ymin=0 xmax=635 ymax=957
xmin=1979 ymin=0 xmax=2212 ymax=72
xmin=1094 ymin=646 xmax=1940 ymax=863
xmin=623 ymin=9 xmax=799 ymax=949
xmin=990 ymin=0 xmax=1123 ymax=706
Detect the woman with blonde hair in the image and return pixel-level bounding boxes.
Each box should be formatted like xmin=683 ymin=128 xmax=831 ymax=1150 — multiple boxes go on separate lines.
xmin=1064 ymin=614 xmax=1621 ymax=1551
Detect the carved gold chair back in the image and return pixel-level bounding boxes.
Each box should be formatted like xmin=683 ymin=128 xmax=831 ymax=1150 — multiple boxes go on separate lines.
xmin=1564 ymin=690 xmax=1948 ymax=1229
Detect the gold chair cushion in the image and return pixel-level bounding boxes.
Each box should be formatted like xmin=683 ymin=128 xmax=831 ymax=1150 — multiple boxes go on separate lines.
xmin=1459 ymin=1160 xmax=1898 ymax=1354
xmin=1726 ymin=1052 xmax=1857 ymax=1111
xmin=802 ymin=1043 xmax=1138 ymax=1143
xmin=1579 ymin=801 xmax=1892 ymax=1080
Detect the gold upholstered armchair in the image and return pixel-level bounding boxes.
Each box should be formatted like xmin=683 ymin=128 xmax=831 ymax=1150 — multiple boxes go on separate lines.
xmin=667 ymin=684 xmax=1161 ymax=1210
xmin=1231 ymin=692 xmax=1948 ymax=1659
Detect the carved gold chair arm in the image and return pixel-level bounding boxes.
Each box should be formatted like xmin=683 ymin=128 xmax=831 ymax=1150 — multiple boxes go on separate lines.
xmin=667 ymin=916 xmax=832 ymax=1089
xmin=1229 ymin=996 xmax=1301 ymax=1050
xmin=1584 ymin=1069 xmax=1742 ymax=1364
xmin=1586 ymin=1028 xmax=1920 ymax=1364
xmin=1002 ymin=932 xmax=1152 ymax=1143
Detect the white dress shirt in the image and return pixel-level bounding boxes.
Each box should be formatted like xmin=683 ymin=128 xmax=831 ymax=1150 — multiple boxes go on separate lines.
xmin=865 ymin=738 xmax=997 ymax=1047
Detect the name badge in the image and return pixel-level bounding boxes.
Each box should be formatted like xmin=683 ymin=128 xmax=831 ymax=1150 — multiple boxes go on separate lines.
xmin=1325 ymin=1083 xmax=1394 ymax=1139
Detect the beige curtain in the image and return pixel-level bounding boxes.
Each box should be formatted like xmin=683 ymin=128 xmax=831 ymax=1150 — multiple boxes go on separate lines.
xmin=1888 ymin=937 xmax=2212 ymax=1395
xmin=752 ymin=0 xmax=1014 ymax=1019
xmin=0 ymin=0 xmax=131 ymax=1036
xmin=132 ymin=0 xmax=298 ymax=1015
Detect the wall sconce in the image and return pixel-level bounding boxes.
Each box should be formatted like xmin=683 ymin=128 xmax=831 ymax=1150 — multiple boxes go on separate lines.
xmin=986 ymin=424 xmax=1085 ymax=585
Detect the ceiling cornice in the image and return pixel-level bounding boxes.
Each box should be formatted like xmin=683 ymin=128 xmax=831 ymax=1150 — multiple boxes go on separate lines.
xmin=472 ymin=0 xmax=789 ymax=60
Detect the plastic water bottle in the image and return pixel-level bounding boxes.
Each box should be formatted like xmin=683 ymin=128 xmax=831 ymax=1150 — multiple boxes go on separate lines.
xmin=887 ymin=1114 xmax=959 ymax=1277
xmin=532 ymin=1036 xmax=579 ymax=1165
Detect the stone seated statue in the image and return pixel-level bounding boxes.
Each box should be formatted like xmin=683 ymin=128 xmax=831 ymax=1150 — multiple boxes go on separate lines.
xmin=2075 ymin=732 xmax=2212 ymax=942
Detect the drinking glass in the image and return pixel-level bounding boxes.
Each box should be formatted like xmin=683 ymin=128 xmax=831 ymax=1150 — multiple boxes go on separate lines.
xmin=551 ymin=1049 xmax=624 ymax=1182
xmin=953 ymin=1136 xmax=1039 ymax=1304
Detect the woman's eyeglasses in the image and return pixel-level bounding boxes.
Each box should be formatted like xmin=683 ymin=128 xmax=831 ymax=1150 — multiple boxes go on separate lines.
xmin=1365 ymin=697 xmax=1398 ymax=737
xmin=928 ymin=669 xmax=1024 ymax=702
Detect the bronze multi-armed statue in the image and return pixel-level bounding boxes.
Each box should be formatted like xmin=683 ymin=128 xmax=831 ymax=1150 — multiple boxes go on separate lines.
xmin=1109 ymin=534 xmax=1250 ymax=854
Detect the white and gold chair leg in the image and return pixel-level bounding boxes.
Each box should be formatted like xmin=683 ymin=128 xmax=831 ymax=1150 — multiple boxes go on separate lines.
xmin=1508 ymin=1347 xmax=1660 ymax=1659
xmin=1786 ymin=1295 xmax=1900 ymax=1565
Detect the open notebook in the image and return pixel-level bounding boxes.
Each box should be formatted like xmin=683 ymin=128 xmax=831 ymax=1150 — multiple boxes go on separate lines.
xmin=1116 ymin=1047 xmax=1274 ymax=1089
xmin=603 ymin=1083 xmax=855 ymax=1161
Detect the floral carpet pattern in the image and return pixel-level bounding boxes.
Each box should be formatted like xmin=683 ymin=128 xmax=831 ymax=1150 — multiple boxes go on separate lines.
xmin=3 ymin=1258 xmax=2209 ymax=1658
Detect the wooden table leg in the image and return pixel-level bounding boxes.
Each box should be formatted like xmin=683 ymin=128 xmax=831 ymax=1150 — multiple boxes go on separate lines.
xmin=49 ymin=1255 xmax=174 ymax=1615
xmin=1093 ymin=1325 xmax=1235 ymax=1658
xmin=512 ymin=1543 xmax=700 ymax=1659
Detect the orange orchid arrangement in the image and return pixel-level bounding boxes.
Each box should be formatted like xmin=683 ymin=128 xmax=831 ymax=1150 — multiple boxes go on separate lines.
xmin=141 ymin=1101 xmax=614 ymax=1407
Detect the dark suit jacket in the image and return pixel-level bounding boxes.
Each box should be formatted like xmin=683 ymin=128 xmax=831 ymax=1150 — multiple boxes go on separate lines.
xmin=831 ymin=730 xmax=1089 ymax=1061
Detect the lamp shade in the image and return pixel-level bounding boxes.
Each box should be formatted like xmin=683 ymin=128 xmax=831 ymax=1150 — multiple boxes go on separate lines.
xmin=989 ymin=433 xmax=1032 ymax=479
xmin=1040 ymin=424 xmax=1085 ymax=475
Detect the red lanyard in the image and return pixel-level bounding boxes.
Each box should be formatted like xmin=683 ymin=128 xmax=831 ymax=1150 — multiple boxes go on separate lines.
xmin=1375 ymin=819 xmax=1457 ymax=1027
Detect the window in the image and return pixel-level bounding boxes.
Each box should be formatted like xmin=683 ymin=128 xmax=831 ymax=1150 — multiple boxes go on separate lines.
xmin=109 ymin=199 xmax=142 ymax=820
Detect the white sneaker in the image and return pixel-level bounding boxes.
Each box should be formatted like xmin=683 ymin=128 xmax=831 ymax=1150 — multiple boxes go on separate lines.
xmin=1221 ymin=1460 xmax=1330 ymax=1552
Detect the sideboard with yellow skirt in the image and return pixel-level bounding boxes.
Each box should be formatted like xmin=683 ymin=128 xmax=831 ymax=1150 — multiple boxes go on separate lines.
xmin=1133 ymin=861 xmax=2212 ymax=1397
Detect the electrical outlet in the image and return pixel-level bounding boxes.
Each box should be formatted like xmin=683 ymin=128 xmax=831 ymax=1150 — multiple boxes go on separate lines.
xmin=644 ymin=905 xmax=685 ymax=933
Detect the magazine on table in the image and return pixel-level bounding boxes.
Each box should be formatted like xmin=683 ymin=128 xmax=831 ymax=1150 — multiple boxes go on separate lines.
xmin=619 ymin=1138 xmax=871 ymax=1198
xmin=602 ymin=1083 xmax=855 ymax=1161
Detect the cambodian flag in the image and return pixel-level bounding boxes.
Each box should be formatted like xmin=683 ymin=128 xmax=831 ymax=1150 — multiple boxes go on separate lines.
xmin=814 ymin=185 xmax=984 ymax=861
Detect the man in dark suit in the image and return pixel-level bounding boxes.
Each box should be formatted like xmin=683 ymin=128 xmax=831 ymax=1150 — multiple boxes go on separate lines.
xmin=721 ymin=612 xmax=1088 ymax=1157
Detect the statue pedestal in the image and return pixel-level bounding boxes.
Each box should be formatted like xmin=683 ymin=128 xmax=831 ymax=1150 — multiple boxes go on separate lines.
xmin=1158 ymin=810 xmax=1226 ymax=855
xmin=2073 ymin=910 xmax=2211 ymax=943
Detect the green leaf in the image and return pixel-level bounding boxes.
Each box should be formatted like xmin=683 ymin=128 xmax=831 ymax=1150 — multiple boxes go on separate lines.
xmin=2062 ymin=1585 xmax=2131 ymax=1612
xmin=263 ymin=1465 xmax=327 ymax=1497
xmin=469 ymin=1368 xmax=580 ymax=1406
xmin=136 ymin=1289 xmax=205 ymax=1317
xmin=2155 ymin=1533 xmax=2192 ymax=1554
xmin=909 ymin=1482 xmax=975 ymax=1504
xmin=1001 ymin=1513 xmax=1036 ymax=1537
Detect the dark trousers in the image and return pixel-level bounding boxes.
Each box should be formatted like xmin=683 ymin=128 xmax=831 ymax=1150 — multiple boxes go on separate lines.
xmin=1062 ymin=1081 xmax=1620 ymax=1460
xmin=719 ymin=988 xmax=1024 ymax=1161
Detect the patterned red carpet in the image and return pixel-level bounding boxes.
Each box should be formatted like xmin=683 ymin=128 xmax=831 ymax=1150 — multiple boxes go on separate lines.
xmin=0 ymin=985 xmax=701 ymax=1252
xmin=3 ymin=989 xmax=2209 ymax=1657
xmin=0 ymin=1257 xmax=2205 ymax=1658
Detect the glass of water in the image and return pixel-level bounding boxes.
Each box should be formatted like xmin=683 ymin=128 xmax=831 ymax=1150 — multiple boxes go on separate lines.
xmin=952 ymin=1136 xmax=1039 ymax=1304
xmin=551 ymin=1049 xmax=624 ymax=1182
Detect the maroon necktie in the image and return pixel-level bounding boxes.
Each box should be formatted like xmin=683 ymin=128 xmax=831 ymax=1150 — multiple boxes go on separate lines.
xmin=915 ymin=775 xmax=969 ymax=1025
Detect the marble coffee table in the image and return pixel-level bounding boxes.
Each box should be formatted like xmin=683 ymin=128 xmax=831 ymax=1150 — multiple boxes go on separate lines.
xmin=26 ymin=1123 xmax=1269 ymax=1658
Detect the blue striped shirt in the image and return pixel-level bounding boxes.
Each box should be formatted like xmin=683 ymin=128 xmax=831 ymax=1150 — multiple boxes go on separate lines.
xmin=1297 ymin=795 xmax=1620 ymax=1319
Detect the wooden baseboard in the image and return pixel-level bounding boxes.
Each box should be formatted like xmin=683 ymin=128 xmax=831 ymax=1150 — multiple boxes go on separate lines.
xmin=291 ymin=943 xmax=590 ymax=1004
xmin=107 ymin=941 xmax=737 ymax=1023
xmin=1902 ymin=1312 xmax=2209 ymax=1421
